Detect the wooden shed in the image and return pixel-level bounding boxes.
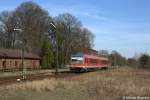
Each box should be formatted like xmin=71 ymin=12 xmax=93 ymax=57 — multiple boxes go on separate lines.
xmin=0 ymin=48 xmax=40 ymax=70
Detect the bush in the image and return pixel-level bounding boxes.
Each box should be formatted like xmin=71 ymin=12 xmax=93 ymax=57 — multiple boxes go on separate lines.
xmin=138 ymin=54 xmax=150 ymax=68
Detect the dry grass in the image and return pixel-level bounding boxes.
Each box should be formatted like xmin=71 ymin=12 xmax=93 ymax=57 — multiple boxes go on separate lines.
xmin=0 ymin=67 xmax=150 ymax=100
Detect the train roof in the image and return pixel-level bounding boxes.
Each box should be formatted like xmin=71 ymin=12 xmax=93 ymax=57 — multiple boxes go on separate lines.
xmin=71 ymin=52 xmax=108 ymax=61
xmin=84 ymin=54 xmax=108 ymax=60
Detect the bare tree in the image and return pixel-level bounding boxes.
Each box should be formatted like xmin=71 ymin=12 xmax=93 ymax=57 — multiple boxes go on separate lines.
xmin=13 ymin=1 xmax=53 ymax=54
xmin=0 ymin=11 xmax=18 ymax=48
xmin=98 ymin=50 xmax=109 ymax=57
xmin=110 ymin=50 xmax=127 ymax=66
xmin=54 ymin=13 xmax=94 ymax=65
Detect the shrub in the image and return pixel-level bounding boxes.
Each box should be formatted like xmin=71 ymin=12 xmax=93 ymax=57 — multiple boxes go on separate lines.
xmin=138 ymin=54 xmax=150 ymax=68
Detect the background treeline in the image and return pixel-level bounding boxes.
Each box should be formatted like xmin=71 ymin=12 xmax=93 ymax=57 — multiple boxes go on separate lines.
xmin=0 ymin=1 xmax=94 ymax=69
xmin=98 ymin=50 xmax=127 ymax=66
xmin=127 ymin=53 xmax=150 ymax=69
xmin=99 ymin=50 xmax=150 ymax=69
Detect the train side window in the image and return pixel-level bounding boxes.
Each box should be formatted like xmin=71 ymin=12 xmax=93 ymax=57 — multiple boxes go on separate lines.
xmin=90 ymin=59 xmax=95 ymax=64
xmin=86 ymin=58 xmax=88 ymax=64
xmin=84 ymin=58 xmax=86 ymax=64
xmin=90 ymin=59 xmax=92 ymax=64
xmin=102 ymin=60 xmax=106 ymax=64
xmin=87 ymin=58 xmax=88 ymax=64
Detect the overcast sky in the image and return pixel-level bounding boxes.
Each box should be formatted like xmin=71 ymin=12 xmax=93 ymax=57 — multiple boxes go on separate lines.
xmin=0 ymin=0 xmax=150 ymax=58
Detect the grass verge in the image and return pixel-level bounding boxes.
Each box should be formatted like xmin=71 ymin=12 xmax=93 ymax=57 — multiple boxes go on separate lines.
xmin=0 ymin=67 xmax=150 ymax=100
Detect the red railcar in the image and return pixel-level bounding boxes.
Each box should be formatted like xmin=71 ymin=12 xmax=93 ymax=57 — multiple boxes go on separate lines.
xmin=70 ymin=52 xmax=109 ymax=72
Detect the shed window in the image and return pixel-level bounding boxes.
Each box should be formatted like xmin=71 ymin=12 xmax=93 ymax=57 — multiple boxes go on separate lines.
xmin=15 ymin=61 xmax=18 ymax=67
xmin=3 ymin=61 xmax=6 ymax=68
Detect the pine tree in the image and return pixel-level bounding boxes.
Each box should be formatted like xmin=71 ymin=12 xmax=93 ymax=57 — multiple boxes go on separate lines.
xmin=41 ymin=40 xmax=54 ymax=69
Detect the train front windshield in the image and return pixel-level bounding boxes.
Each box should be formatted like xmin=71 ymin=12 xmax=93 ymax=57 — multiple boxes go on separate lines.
xmin=71 ymin=57 xmax=83 ymax=64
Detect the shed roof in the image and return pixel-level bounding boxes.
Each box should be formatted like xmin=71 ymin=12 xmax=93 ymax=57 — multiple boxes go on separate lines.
xmin=0 ymin=48 xmax=40 ymax=59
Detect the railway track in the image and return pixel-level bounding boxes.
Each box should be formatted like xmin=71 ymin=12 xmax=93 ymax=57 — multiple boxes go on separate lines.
xmin=0 ymin=68 xmax=109 ymax=86
xmin=0 ymin=70 xmax=83 ymax=86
